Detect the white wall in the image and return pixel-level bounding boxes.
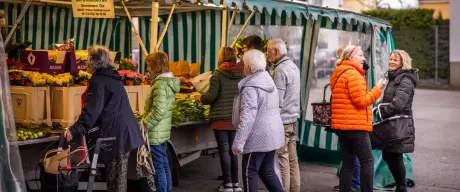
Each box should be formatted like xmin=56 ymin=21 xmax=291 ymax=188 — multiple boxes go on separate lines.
xmin=451 ymin=0 xmax=460 ymax=62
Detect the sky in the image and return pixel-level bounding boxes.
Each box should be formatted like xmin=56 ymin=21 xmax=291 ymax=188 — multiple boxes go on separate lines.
xmin=379 ymin=0 xmax=419 ymax=9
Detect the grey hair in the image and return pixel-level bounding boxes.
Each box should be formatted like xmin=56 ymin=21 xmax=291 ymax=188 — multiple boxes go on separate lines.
xmin=87 ymin=45 xmax=113 ymax=70
xmin=243 ymin=49 xmax=266 ymax=74
xmin=267 ymin=38 xmax=287 ymax=55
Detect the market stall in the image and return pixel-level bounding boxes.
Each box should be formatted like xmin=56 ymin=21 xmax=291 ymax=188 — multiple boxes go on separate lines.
xmin=1 ymin=0 xmax=393 ymax=190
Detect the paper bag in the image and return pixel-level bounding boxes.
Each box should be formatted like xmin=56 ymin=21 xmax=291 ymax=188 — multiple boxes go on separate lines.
xmin=191 ymin=71 xmax=212 ymax=93
xmin=169 ymin=60 xmax=190 ymax=77
xmin=189 ymin=62 xmax=201 ymax=78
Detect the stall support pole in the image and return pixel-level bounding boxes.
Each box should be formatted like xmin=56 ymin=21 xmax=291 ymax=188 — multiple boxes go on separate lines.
xmin=221 ymin=7 xmax=228 ymax=47
xmin=122 ymin=1 xmax=148 ymax=56
xmin=231 ymin=10 xmax=256 ymax=47
xmin=150 ymin=2 xmax=159 ymax=53
xmin=228 ymin=10 xmax=236 ymax=33
xmin=4 ymin=0 xmax=32 ymax=46
xmin=156 ymin=4 xmax=176 ymax=51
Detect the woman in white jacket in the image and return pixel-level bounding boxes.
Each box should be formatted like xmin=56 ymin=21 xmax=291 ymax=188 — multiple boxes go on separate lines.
xmin=232 ymin=49 xmax=285 ymax=192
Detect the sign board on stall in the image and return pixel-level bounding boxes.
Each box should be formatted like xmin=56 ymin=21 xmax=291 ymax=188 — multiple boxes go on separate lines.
xmin=72 ymin=0 xmax=115 ymax=18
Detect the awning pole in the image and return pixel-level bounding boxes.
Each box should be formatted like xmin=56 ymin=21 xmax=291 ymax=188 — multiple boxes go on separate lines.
xmin=221 ymin=6 xmax=228 ymax=47
xmin=155 ymin=4 xmax=175 ymax=51
xmin=230 ymin=10 xmax=256 ymax=47
xmin=122 ymin=1 xmax=148 ymax=56
xmin=227 ymin=10 xmax=236 ymax=33
xmin=150 ymin=2 xmax=159 ymax=53
xmin=4 ymin=0 xmax=32 ymax=46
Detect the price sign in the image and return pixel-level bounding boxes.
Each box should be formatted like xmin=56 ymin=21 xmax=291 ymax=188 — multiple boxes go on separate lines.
xmin=72 ymin=0 xmax=115 ymax=18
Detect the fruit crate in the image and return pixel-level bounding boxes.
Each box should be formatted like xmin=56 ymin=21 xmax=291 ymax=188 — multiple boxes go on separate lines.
xmin=10 ymin=86 xmax=52 ymax=125
xmin=50 ymin=86 xmax=87 ymax=127
xmin=125 ymin=85 xmax=144 ymax=113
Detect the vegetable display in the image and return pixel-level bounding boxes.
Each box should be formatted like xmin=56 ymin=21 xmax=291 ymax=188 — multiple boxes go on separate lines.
xmin=171 ymin=96 xmax=206 ymax=126
xmin=135 ymin=95 xmax=209 ymax=126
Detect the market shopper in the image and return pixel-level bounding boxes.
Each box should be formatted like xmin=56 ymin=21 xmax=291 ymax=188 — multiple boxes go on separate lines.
xmin=232 ymin=49 xmax=285 ymax=192
xmin=64 ymin=45 xmax=144 ymax=192
xmin=374 ymin=50 xmax=418 ymax=192
xmin=330 ymin=45 xmax=386 ymax=192
xmin=201 ymin=47 xmax=244 ymax=192
xmin=333 ymin=46 xmax=362 ymax=192
xmin=142 ymin=52 xmax=180 ymax=192
xmin=266 ymin=38 xmax=301 ymax=192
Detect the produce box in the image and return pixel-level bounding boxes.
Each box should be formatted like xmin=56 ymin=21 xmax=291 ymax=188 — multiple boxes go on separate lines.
xmin=19 ymin=50 xmax=67 ymax=74
xmin=50 ymin=86 xmax=87 ymax=127
xmin=125 ymin=85 xmax=144 ymax=113
xmin=10 ymin=86 xmax=51 ymax=125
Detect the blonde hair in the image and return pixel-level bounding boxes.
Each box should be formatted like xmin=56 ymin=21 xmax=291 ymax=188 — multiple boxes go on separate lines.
xmin=218 ymin=47 xmax=237 ymax=65
xmin=391 ymin=50 xmax=412 ymax=70
xmin=145 ymin=52 xmax=169 ymax=74
xmin=335 ymin=45 xmax=362 ymax=65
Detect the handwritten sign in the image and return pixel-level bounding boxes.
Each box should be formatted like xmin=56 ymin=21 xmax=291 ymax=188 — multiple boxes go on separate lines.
xmin=72 ymin=0 xmax=115 ymax=18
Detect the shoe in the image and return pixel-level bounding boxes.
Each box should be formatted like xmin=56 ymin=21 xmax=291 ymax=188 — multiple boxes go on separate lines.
xmin=333 ymin=185 xmax=360 ymax=192
xmin=395 ymin=184 xmax=407 ymax=192
xmin=333 ymin=185 xmax=339 ymax=191
xmin=233 ymin=183 xmax=243 ymax=192
xmin=217 ymin=183 xmax=234 ymax=192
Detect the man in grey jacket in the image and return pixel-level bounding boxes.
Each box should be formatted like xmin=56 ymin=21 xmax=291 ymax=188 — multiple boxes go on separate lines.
xmin=267 ymin=38 xmax=301 ymax=192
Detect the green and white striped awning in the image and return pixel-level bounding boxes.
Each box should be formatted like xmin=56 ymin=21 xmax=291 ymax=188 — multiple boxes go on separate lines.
xmin=3 ymin=3 xmax=132 ymax=58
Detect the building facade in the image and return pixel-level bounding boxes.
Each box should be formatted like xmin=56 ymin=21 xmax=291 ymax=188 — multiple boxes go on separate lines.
xmin=450 ymin=0 xmax=459 ymax=89
xmin=419 ymin=0 xmax=450 ymax=18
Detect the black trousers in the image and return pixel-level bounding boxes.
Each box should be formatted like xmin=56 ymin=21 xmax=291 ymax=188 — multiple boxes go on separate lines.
xmin=382 ymin=152 xmax=406 ymax=186
xmin=337 ymin=130 xmax=374 ymax=192
xmin=242 ymin=151 xmax=283 ymax=192
xmin=214 ymin=130 xmax=238 ymax=183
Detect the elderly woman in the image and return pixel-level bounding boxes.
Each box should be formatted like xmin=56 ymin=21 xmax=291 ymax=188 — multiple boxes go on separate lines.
xmin=374 ymin=50 xmax=418 ymax=192
xmin=330 ymin=45 xmax=385 ymax=192
xmin=232 ymin=49 xmax=284 ymax=192
xmin=64 ymin=45 xmax=144 ymax=192
xmin=200 ymin=47 xmax=243 ymax=192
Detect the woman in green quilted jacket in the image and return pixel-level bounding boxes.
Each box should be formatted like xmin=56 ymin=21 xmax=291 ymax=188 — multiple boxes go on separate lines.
xmin=201 ymin=47 xmax=244 ymax=192
xmin=142 ymin=52 xmax=180 ymax=192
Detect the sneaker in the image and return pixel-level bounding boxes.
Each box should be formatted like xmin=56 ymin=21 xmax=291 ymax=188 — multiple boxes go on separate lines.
xmin=332 ymin=185 xmax=360 ymax=192
xmin=217 ymin=183 xmax=234 ymax=192
xmin=232 ymin=183 xmax=243 ymax=192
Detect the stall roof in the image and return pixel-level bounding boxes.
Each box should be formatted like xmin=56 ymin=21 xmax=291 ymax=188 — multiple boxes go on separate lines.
xmin=2 ymin=0 xmax=390 ymax=28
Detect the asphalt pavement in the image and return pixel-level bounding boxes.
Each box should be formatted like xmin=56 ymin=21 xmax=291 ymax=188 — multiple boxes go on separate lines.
xmin=172 ymin=89 xmax=460 ymax=192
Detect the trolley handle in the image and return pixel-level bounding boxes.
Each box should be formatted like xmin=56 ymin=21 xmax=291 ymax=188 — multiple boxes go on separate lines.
xmin=373 ymin=103 xmax=391 ymax=120
xmin=93 ymin=137 xmax=116 ymax=155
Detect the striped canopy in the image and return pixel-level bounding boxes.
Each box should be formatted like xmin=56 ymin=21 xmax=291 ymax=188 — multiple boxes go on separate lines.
xmin=2 ymin=1 xmax=392 ymax=166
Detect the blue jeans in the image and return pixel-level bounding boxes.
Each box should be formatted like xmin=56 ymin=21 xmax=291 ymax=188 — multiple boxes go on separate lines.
xmin=353 ymin=156 xmax=361 ymax=191
xmin=151 ymin=142 xmax=172 ymax=192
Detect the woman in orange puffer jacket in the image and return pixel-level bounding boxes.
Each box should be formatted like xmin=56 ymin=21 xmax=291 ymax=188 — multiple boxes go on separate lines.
xmin=331 ymin=45 xmax=386 ymax=192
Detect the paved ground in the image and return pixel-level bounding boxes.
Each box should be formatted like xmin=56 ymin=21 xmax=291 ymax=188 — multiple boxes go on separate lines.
xmin=172 ymin=89 xmax=460 ymax=192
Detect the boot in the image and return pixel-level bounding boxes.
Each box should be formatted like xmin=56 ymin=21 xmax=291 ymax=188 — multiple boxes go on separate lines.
xmin=395 ymin=184 xmax=407 ymax=192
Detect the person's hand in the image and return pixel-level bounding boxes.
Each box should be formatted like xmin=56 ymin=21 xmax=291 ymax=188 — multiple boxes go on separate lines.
xmin=376 ymin=79 xmax=387 ymax=90
xmin=232 ymin=149 xmax=240 ymax=155
xmin=64 ymin=127 xmax=73 ymax=142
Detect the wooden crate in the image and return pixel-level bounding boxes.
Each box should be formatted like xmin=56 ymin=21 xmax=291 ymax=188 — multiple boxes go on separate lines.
xmin=125 ymin=85 xmax=144 ymax=113
xmin=10 ymin=86 xmax=51 ymax=125
xmin=50 ymin=86 xmax=87 ymax=127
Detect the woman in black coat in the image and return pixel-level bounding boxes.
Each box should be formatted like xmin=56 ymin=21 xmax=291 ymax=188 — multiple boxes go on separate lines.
xmin=64 ymin=45 xmax=144 ymax=192
xmin=377 ymin=50 xmax=418 ymax=192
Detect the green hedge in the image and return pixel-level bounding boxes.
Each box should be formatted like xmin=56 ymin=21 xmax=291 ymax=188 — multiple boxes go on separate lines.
xmin=363 ymin=9 xmax=450 ymax=80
